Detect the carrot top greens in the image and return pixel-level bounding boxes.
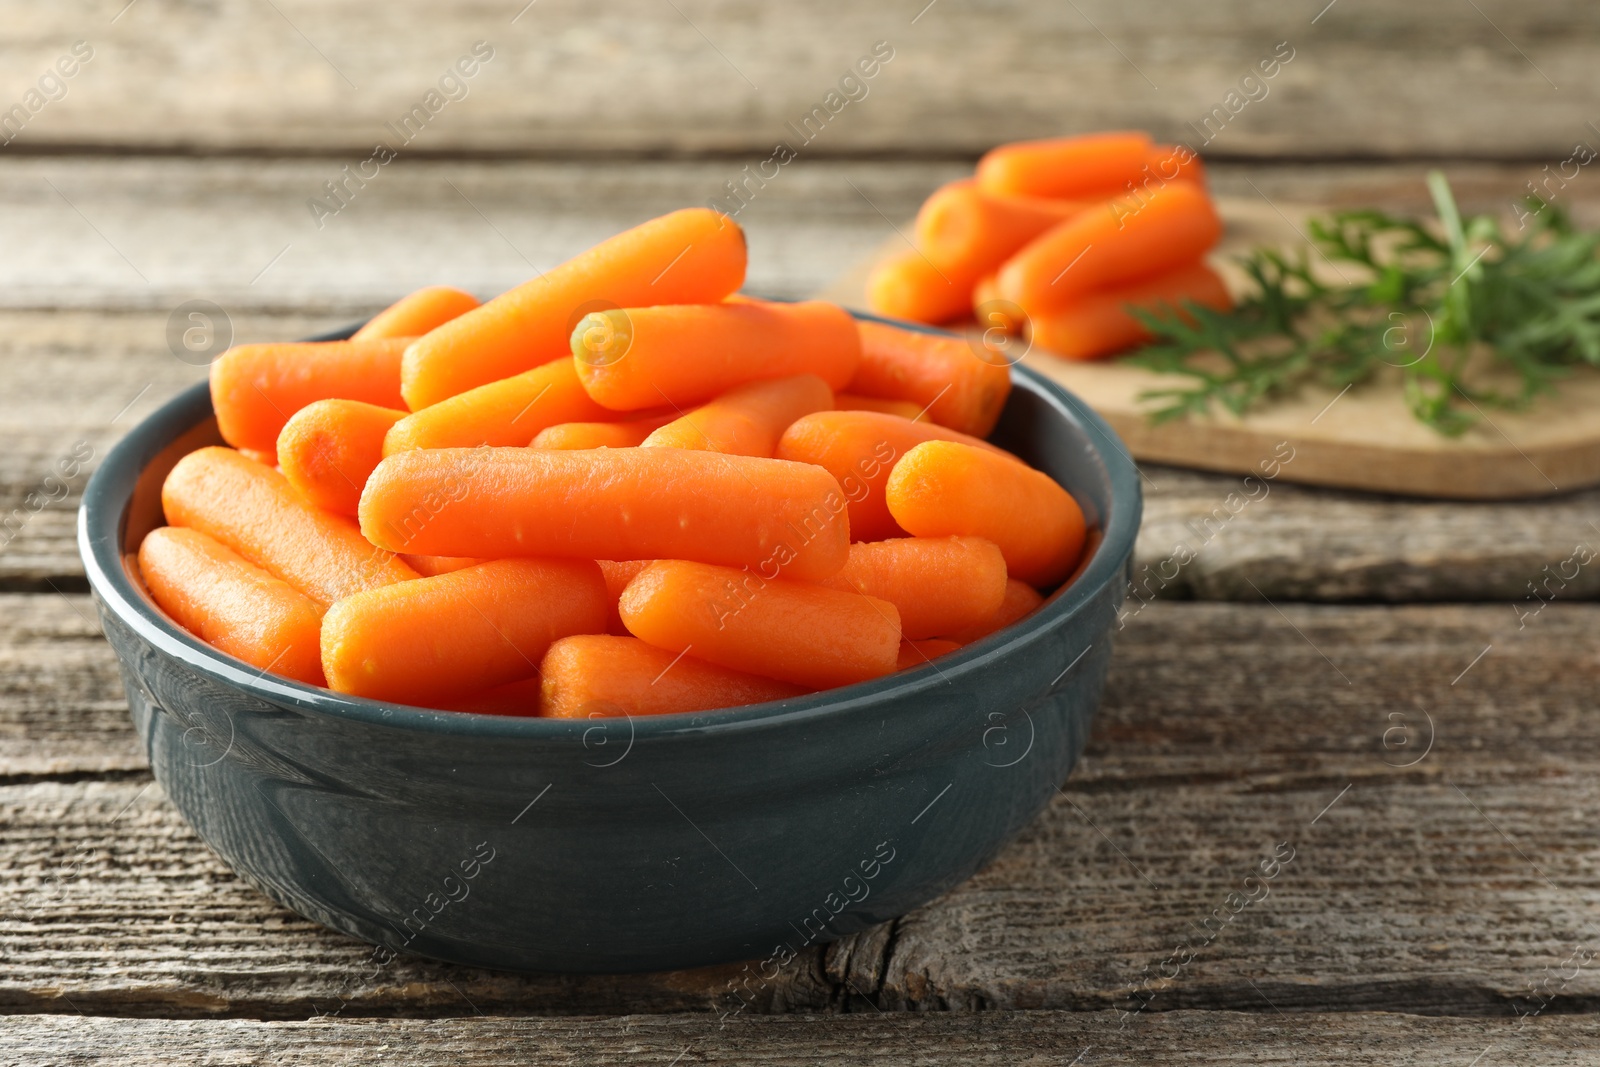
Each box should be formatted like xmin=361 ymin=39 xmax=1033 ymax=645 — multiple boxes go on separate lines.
xmin=1129 ymin=172 xmax=1600 ymax=435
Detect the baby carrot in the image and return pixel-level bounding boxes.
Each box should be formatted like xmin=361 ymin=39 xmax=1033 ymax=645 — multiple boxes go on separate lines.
xmin=532 ymin=413 xmax=674 ymax=450
xmin=277 ymin=399 xmax=406 ymax=516
xmin=402 ymin=208 xmax=747 ymax=409
xmin=401 ymin=554 xmax=485 ymax=577
xmin=573 ymin=300 xmax=860 ymax=410
xmin=360 ymin=447 xmax=851 ymax=581
xmin=835 ymin=394 xmax=925 ymax=420
xmin=896 ymin=638 xmax=961 ymax=671
xmin=886 ymin=441 xmax=1086 ymax=587
xmin=865 ymin=249 xmax=974 ymax=325
xmin=775 ymin=410 xmax=1011 ymax=543
xmin=817 ymin=536 xmax=1007 ymax=639
xmin=321 ymin=558 xmax=608 ymax=704
xmin=915 ymin=179 xmax=1087 ymax=278
xmin=162 ymin=446 xmax=418 ymax=607
xmin=995 ymin=181 xmax=1222 ymax=316
xmin=976 ymin=130 xmax=1153 ymax=199
xmin=239 ymin=447 xmax=277 ymax=468
xmin=352 ymin=286 xmax=480 ymax=342
xmin=850 ymin=319 xmax=1013 ymax=437
xmin=1027 ymin=261 xmax=1232 ymax=361
xmin=540 ymin=635 xmax=804 ymax=718
xmin=384 ymin=358 xmax=611 ymax=454
xmin=137 ymin=526 xmax=325 ymax=686
xmin=642 ymin=375 xmax=833 ymax=457
xmin=598 ymin=559 xmax=652 ymax=635
xmin=210 ymin=338 xmax=411 ymax=453
xmin=619 ymin=560 xmax=901 ymax=689
xmin=1145 ymin=143 xmax=1205 ymax=186
xmin=941 ymin=578 xmax=1046 ymax=643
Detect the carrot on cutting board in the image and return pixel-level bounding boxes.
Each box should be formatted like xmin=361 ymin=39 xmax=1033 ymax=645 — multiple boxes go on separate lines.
xmin=914 ymin=179 xmax=1087 ymax=278
xmin=402 ymin=208 xmax=747 ymax=410
xmin=896 ymin=638 xmax=961 ymax=671
xmin=540 ymin=635 xmax=804 ymax=718
xmin=996 ymin=180 xmax=1222 ymax=317
xmin=163 ymin=447 xmax=418 ymax=607
xmin=276 ymin=399 xmax=406 ymax=516
xmin=775 ymin=410 xmax=1011 ymax=544
xmin=941 ymin=578 xmax=1046 ymax=643
xmin=322 ymin=558 xmax=607 ymax=704
xmin=818 ymin=536 xmax=1007 ymax=639
xmin=835 ymin=394 xmax=924 ymax=420
xmin=850 ymin=320 xmax=1013 ymax=437
xmin=209 ymin=338 xmax=412 ymax=453
xmin=384 ymin=358 xmax=611 ymax=454
xmin=137 ymin=526 xmax=325 ymax=686
xmin=619 ymin=560 xmax=901 ymax=689
xmin=1027 ymin=260 xmax=1232 ymax=361
xmin=533 ymin=413 xmax=674 ymax=450
xmin=865 ymin=249 xmax=975 ymax=325
xmin=352 ymin=286 xmax=480 ymax=342
xmin=976 ymin=130 xmax=1153 ymax=199
xmin=360 ymin=447 xmax=851 ymax=582
xmin=886 ymin=441 xmax=1086 ymax=588
xmin=573 ymin=300 xmax=860 ymax=410
xmin=643 ymin=375 xmax=832 ymax=457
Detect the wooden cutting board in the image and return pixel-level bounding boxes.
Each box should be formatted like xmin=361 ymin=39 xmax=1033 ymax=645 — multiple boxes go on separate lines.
xmin=816 ymin=195 xmax=1600 ymax=500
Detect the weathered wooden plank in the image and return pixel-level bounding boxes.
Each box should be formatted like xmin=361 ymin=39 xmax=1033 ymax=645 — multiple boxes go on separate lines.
xmin=2 ymin=1010 xmax=1597 ymax=1066
xmin=2 ymin=1 xmax=1596 ymax=158
xmin=3 ymin=602 xmax=1597 ymax=1017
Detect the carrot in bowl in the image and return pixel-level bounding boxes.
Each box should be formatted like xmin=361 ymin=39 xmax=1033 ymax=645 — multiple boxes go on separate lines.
xmin=540 ymin=635 xmax=805 ymax=718
xmin=995 ymin=180 xmax=1222 ymax=317
xmin=896 ymin=638 xmax=961 ymax=671
xmin=886 ymin=440 xmax=1086 ymax=588
xmin=865 ymin=248 xmax=975 ymax=325
xmin=137 ymin=526 xmax=326 ymax=686
xmin=163 ymin=446 xmax=418 ymax=608
xmin=849 ymin=319 xmax=1013 ymax=437
xmin=976 ymin=130 xmax=1153 ymax=199
xmin=352 ymin=286 xmax=480 ymax=342
xmin=817 ymin=536 xmax=1007 ymax=639
xmin=643 ymin=374 xmax=833 ymax=457
xmin=598 ymin=559 xmax=652 ymax=635
xmin=941 ymin=578 xmax=1046 ymax=644
xmin=359 ymin=447 xmax=851 ymax=582
xmin=835 ymin=394 xmax=924 ymax=420
xmin=401 ymin=554 xmax=485 ymax=577
xmin=1145 ymin=143 xmax=1205 ymax=186
xmin=276 ymin=399 xmax=406 ymax=516
xmin=533 ymin=413 xmax=674 ymax=450
xmin=572 ymin=300 xmax=859 ymax=410
xmin=402 ymin=208 xmax=747 ymax=410
xmin=619 ymin=560 xmax=901 ymax=689
xmin=384 ymin=357 xmax=611 ymax=454
xmin=1026 ymin=260 xmax=1232 ymax=361
xmin=915 ymin=179 xmax=1087 ymax=278
xmin=320 ymin=558 xmax=608 ymax=704
xmin=210 ymin=338 xmax=412 ymax=453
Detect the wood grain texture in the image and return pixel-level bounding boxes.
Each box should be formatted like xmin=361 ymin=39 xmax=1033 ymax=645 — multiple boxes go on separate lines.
xmin=1 ymin=1010 xmax=1597 ymax=1066
xmin=4 ymin=600 xmax=1596 ymax=1017
xmin=0 ymin=1 xmax=1594 ymax=158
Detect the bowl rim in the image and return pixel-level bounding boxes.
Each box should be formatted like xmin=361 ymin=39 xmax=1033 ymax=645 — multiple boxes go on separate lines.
xmin=79 ymin=310 xmax=1142 ymax=740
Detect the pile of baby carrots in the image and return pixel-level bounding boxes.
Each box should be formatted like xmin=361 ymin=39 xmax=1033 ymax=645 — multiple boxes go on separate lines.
xmin=138 ymin=207 xmax=1089 ymax=719
xmin=866 ymin=130 xmax=1232 ymax=360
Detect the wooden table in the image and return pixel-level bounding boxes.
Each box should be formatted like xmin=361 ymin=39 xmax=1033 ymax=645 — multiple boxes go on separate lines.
xmin=4 ymin=2 xmax=1600 ymax=1062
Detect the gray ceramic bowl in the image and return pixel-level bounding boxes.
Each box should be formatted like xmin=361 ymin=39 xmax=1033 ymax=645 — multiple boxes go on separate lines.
xmin=79 ymin=317 xmax=1141 ymax=974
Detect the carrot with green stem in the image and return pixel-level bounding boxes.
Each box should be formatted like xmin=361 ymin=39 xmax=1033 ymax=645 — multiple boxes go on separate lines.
xmin=1026 ymin=260 xmax=1232 ymax=360
xmin=573 ymin=300 xmax=859 ymax=410
xmin=353 ymin=286 xmax=480 ymax=342
xmin=210 ymin=338 xmax=412 ymax=452
xmin=940 ymin=578 xmax=1045 ymax=643
xmin=540 ymin=635 xmax=805 ymax=718
xmin=384 ymin=358 xmax=611 ymax=454
xmin=402 ymin=208 xmax=747 ymax=409
xmin=849 ymin=320 xmax=1012 ymax=437
xmin=321 ymin=558 xmax=608 ymax=704
xmin=643 ymin=375 xmax=833 ymax=457
xmin=817 ymin=536 xmax=1007 ymax=639
xmin=137 ymin=526 xmax=326 ymax=686
xmin=976 ymin=131 xmax=1154 ymax=199
xmin=360 ymin=447 xmax=852 ymax=581
xmin=163 ymin=447 xmax=418 ymax=607
xmin=277 ymin=399 xmax=406 ymax=516
xmin=620 ymin=560 xmax=901 ymax=689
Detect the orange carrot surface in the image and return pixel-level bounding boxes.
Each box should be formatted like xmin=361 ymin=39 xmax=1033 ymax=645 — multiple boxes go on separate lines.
xmin=835 ymin=394 xmax=924 ymax=420
xmin=239 ymin=447 xmax=277 ymax=468
xmin=385 ymin=358 xmax=611 ymax=454
xmin=401 ymin=554 xmax=485 ymax=577
xmin=321 ymin=558 xmax=607 ymax=704
xmin=619 ymin=560 xmax=901 ymax=689
xmin=138 ymin=526 xmax=325 ymax=686
xmin=850 ymin=320 xmax=1012 ymax=437
xmin=865 ymin=249 xmax=974 ymax=325
xmin=277 ymin=399 xmax=406 ymax=516
xmin=941 ymin=578 xmax=1046 ymax=643
xmin=573 ymin=300 xmax=859 ymax=410
xmin=643 ymin=375 xmax=832 ymax=457
xmin=210 ymin=338 xmax=411 ymax=453
xmin=352 ymin=286 xmax=480 ymax=342
xmin=533 ymin=413 xmax=674 ymax=450
xmin=915 ymin=179 xmax=1087 ymax=278
xmin=163 ymin=447 xmax=418 ymax=607
xmin=896 ymin=638 xmax=961 ymax=671
xmin=995 ymin=180 xmax=1221 ymax=317
xmin=1027 ymin=260 xmax=1232 ymax=360
xmin=775 ymin=410 xmax=1010 ymax=543
xmin=598 ymin=559 xmax=651 ymax=636
xmin=540 ymin=635 xmax=804 ymax=718
xmin=438 ymin=676 xmax=544 ymax=717
xmin=1145 ymin=143 xmax=1205 ymax=186
xmin=886 ymin=441 xmax=1086 ymax=587
xmin=818 ymin=536 xmax=1007 ymax=639
xmin=976 ymin=131 xmax=1153 ymax=199
xmin=360 ymin=447 xmax=851 ymax=581
xmin=402 ymin=208 xmax=747 ymax=409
